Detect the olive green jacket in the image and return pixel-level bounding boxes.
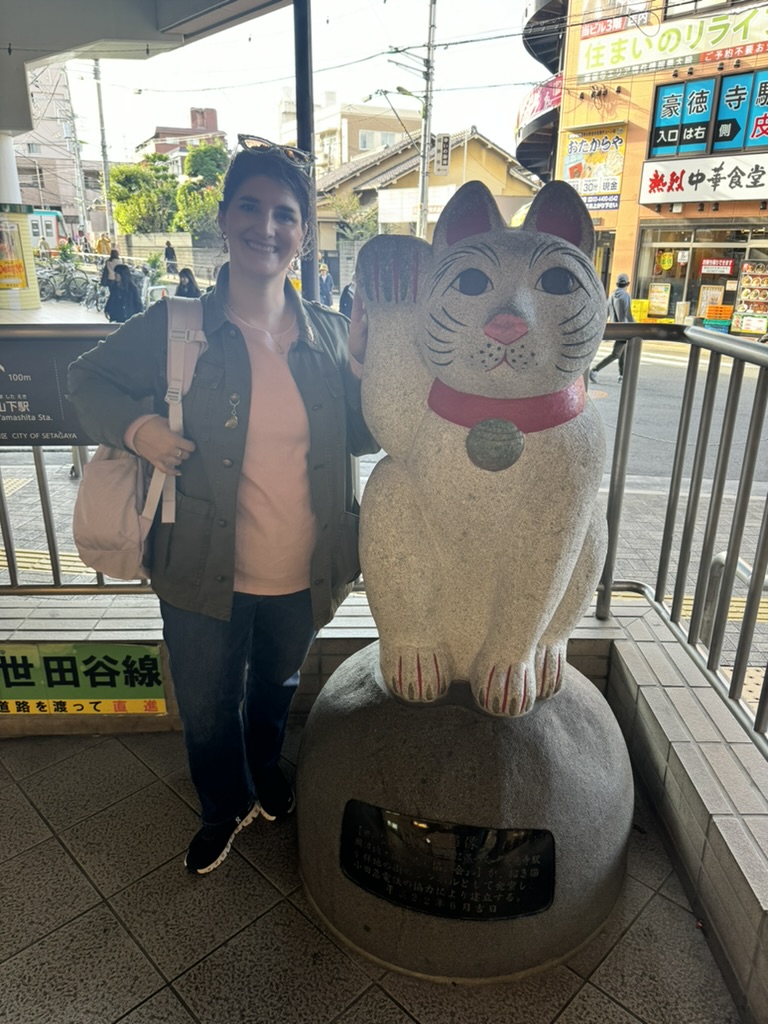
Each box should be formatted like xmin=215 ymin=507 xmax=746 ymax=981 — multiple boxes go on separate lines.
xmin=67 ymin=264 xmax=378 ymax=625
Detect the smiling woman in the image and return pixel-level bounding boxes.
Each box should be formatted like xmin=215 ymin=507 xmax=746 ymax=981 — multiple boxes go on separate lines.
xmin=67 ymin=139 xmax=379 ymax=876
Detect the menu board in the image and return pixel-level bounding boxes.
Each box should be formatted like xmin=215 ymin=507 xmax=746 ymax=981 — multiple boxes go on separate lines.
xmin=734 ymin=260 xmax=768 ymax=328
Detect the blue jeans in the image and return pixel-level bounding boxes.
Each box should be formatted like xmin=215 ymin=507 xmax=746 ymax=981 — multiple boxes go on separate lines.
xmin=160 ymin=590 xmax=315 ymax=826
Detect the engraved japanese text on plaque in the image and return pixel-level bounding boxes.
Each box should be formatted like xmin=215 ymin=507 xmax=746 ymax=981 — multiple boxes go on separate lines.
xmin=339 ymin=800 xmax=555 ymax=920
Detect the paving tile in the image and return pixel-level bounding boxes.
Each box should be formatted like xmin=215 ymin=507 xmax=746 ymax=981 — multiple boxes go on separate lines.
xmin=591 ymin=893 xmax=741 ymax=1023
xmin=60 ymin=781 xmax=199 ymax=896
xmin=567 ymin=875 xmax=654 ymax=978
xmin=0 ymin=836 xmax=100 ymax=962
xmin=0 ymin=732 xmax=106 ymax=779
xmin=118 ymin=731 xmax=188 ymax=778
xmin=111 ymin=849 xmax=280 ymax=979
xmin=20 ymin=737 xmax=156 ymax=829
xmin=236 ymin=809 xmax=301 ymax=895
xmin=290 ymin=885 xmax=388 ymax=981
xmin=700 ymin=744 xmax=768 ymax=814
xmin=698 ymin=855 xmax=758 ymax=990
xmin=659 ymin=869 xmax=692 ymax=911
xmin=554 ymin=983 xmax=641 ymax=1023
xmin=336 ymin=986 xmax=417 ymax=1024
xmin=164 ymin=766 xmax=200 ymax=814
xmin=116 ymin=987 xmax=198 ymax=1024
xmin=667 ymin=742 xmax=731 ymax=833
xmin=732 ymin=744 xmax=768 ymax=801
xmin=0 ymin=904 xmax=163 ymax=1024
xmin=706 ymin=816 xmax=768 ymax=936
xmin=0 ymin=783 xmax=52 ymax=863
xmin=0 ymin=755 xmax=12 ymax=789
xmin=695 ymin=688 xmax=753 ymax=744
xmin=626 ymin=789 xmax=673 ymax=890
xmin=174 ymin=900 xmax=369 ymax=1024
xmin=381 ymin=964 xmax=582 ymax=1024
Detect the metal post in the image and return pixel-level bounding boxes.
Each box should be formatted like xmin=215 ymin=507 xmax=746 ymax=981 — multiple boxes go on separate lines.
xmin=294 ymin=0 xmax=319 ymax=303
xmin=93 ymin=60 xmax=113 ymax=242
xmin=416 ymin=0 xmax=437 ymax=239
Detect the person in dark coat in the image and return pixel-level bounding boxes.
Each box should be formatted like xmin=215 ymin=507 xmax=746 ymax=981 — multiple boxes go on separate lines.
xmin=339 ymin=277 xmax=355 ymax=319
xmin=164 ymin=240 xmax=178 ymax=276
xmin=589 ymin=272 xmax=635 ymax=384
xmin=176 ymin=267 xmax=202 ymax=298
xmin=104 ymin=264 xmax=143 ymax=322
xmin=319 ymin=263 xmax=334 ymax=306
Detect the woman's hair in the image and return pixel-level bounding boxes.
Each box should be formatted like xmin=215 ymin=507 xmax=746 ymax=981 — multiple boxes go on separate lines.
xmin=110 ymin=249 xmax=119 ymax=260
xmin=220 ymin=150 xmax=312 ymax=228
xmin=177 ymin=267 xmax=201 ymax=296
xmin=114 ymin=264 xmax=133 ymax=287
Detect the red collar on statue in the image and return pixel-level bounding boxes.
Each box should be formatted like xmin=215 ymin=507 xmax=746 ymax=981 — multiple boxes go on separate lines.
xmin=427 ymin=377 xmax=586 ymax=432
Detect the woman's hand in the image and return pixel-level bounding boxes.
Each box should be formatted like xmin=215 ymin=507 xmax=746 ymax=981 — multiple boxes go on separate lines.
xmin=347 ymin=286 xmax=368 ymax=363
xmin=132 ymin=416 xmax=195 ymax=476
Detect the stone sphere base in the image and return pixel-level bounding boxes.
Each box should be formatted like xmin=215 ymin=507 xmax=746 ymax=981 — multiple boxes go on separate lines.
xmin=297 ymin=642 xmax=633 ymax=982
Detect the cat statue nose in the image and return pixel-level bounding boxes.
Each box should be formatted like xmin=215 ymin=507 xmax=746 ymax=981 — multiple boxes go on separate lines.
xmin=483 ymin=314 xmax=529 ymax=346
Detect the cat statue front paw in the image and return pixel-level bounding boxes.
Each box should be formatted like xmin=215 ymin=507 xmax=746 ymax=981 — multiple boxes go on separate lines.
xmin=535 ymin=642 xmax=566 ymax=700
xmin=379 ymin=642 xmax=453 ymax=703
xmin=469 ymin=650 xmax=538 ymax=717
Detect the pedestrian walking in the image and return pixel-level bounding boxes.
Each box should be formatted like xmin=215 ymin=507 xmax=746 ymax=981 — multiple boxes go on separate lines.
xmin=165 ymin=240 xmax=178 ymax=276
xmin=319 ymin=263 xmax=334 ymax=306
xmin=68 ymin=136 xmax=377 ymax=876
xmin=590 ymin=272 xmax=635 ymax=384
xmin=103 ymin=263 xmax=143 ymax=322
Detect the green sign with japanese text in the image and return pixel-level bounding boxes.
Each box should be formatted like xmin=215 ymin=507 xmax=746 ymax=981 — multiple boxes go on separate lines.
xmin=0 ymin=642 xmax=167 ymax=715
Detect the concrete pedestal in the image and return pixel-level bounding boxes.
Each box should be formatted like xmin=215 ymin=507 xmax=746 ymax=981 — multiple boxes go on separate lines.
xmin=297 ymin=642 xmax=633 ymax=982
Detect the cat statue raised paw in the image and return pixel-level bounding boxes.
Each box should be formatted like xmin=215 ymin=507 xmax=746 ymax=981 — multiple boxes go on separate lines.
xmin=356 ymin=180 xmax=608 ymax=717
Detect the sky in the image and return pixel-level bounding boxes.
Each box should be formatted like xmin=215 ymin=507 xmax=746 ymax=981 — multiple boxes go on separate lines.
xmin=66 ymin=0 xmax=546 ymax=165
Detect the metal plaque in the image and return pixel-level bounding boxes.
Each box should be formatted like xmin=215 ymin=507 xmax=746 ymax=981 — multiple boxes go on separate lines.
xmin=340 ymin=799 xmax=555 ymax=920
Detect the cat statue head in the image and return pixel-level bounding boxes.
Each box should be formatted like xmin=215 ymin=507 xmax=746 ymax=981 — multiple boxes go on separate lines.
xmin=415 ymin=180 xmax=605 ymax=401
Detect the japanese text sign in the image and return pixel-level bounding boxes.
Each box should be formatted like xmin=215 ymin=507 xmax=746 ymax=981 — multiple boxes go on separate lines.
xmin=578 ymin=6 xmax=768 ymax=83
xmin=0 ymin=641 xmax=167 ymax=715
xmin=701 ymin=258 xmax=734 ymax=274
xmin=559 ymin=125 xmax=626 ymax=210
xmin=640 ymin=153 xmax=768 ymax=202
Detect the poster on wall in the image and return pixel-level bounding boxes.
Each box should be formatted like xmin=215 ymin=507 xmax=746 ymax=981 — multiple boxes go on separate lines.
xmin=697 ymin=285 xmax=724 ymax=316
xmin=0 ymin=220 xmax=28 ymax=289
xmin=648 ymin=283 xmax=672 ymax=316
xmin=559 ymin=125 xmax=626 ymax=211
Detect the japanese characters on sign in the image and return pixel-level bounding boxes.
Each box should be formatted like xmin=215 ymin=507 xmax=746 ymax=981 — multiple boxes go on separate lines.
xmin=577 ymin=6 xmax=768 ymax=84
xmin=580 ymin=0 xmax=651 ymax=39
xmin=434 ymin=133 xmax=451 ymax=176
xmin=650 ymin=80 xmax=715 ymax=158
xmin=515 ymin=74 xmax=563 ymax=143
xmin=339 ymin=799 xmax=555 ymax=920
xmin=559 ymin=125 xmax=626 ymax=211
xmin=0 ymin=220 xmax=29 ymax=289
xmin=701 ymin=258 xmax=735 ymax=274
xmin=639 ymin=154 xmax=768 ymax=203
xmin=0 ymin=336 xmax=106 ymax=445
xmin=0 ymin=642 xmax=167 ymax=715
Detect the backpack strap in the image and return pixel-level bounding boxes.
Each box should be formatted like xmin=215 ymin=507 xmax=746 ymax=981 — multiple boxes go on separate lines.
xmin=142 ymin=296 xmax=207 ymax=525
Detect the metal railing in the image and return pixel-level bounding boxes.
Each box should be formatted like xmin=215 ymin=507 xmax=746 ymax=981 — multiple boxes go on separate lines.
xmin=1 ymin=321 xmax=768 ymax=752
xmin=598 ymin=322 xmax=768 ymax=755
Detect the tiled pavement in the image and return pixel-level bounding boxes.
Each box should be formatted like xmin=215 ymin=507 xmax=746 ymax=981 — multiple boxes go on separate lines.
xmin=0 ymin=723 xmax=743 ymax=1024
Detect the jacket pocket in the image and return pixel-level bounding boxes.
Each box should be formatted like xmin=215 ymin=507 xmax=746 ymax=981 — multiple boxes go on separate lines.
xmin=181 ymin=363 xmax=224 ymax=442
xmin=158 ymin=492 xmax=213 ymax=586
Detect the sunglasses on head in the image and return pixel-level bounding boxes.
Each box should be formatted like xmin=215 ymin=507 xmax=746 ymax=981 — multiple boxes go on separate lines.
xmin=237 ymin=135 xmax=314 ymax=168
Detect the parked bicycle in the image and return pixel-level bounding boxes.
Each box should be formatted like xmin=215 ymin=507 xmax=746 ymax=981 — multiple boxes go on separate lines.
xmin=83 ymin=278 xmax=109 ymax=312
xmin=37 ymin=261 xmax=90 ymax=303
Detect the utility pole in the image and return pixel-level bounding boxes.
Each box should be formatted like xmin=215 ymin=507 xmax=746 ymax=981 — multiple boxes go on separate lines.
xmin=93 ymin=59 xmax=114 ymax=241
xmin=416 ymin=0 xmax=437 ymax=239
xmin=62 ymin=67 xmax=90 ymax=237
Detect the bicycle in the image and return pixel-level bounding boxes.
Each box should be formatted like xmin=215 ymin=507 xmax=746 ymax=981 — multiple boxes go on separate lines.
xmin=37 ymin=261 xmax=90 ymax=302
xmin=83 ymin=278 xmax=109 ymax=312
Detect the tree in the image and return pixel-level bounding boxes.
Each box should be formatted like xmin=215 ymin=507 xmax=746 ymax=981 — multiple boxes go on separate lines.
xmin=108 ymin=154 xmax=178 ymax=235
xmin=183 ymin=142 xmax=229 ymax=186
xmin=330 ymin=193 xmax=379 ymax=241
xmin=173 ymin=181 xmax=222 ymax=243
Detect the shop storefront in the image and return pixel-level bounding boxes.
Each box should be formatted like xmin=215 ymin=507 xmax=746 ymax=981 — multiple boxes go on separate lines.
xmin=634 ymin=222 xmax=768 ymax=335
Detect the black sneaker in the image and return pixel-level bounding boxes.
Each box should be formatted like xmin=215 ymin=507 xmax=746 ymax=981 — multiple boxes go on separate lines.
xmin=256 ymin=764 xmax=296 ymax=821
xmin=184 ymin=801 xmax=259 ymax=874
xmin=589 ymin=370 xmax=599 ymax=384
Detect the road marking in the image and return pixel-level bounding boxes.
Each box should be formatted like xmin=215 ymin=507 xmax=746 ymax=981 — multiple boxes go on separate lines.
xmin=0 ymin=550 xmax=87 ymax=573
xmin=1 ymin=478 xmax=32 ymax=497
xmin=612 ymin=590 xmax=768 ymax=622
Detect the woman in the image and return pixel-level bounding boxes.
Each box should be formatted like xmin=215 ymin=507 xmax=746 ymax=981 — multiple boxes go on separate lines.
xmin=164 ymin=240 xmax=178 ymax=276
xmin=103 ymin=263 xmax=143 ymax=323
xmin=318 ymin=262 xmax=334 ymax=306
xmin=68 ymin=141 xmax=376 ymax=875
xmin=175 ymin=267 xmax=202 ymax=298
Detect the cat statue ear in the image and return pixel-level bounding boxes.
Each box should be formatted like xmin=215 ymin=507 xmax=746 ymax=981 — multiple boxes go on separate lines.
xmin=430 ymin=180 xmax=508 ymax=250
xmin=521 ymin=180 xmax=595 ymax=258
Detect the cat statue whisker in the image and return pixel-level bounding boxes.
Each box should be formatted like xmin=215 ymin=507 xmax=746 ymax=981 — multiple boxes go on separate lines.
xmin=356 ymin=179 xmax=608 ymax=717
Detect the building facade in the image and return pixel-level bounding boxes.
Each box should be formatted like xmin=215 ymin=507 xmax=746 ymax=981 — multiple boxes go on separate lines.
xmin=519 ymin=0 xmax=768 ymax=335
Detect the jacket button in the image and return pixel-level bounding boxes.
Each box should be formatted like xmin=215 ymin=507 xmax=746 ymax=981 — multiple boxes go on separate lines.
xmin=222 ymin=458 xmax=233 ymax=467
xmin=217 ymin=519 xmax=226 ymax=527
xmin=313 ymin=578 xmax=324 ymax=586
xmin=229 ymin=328 xmax=237 ymax=337
xmin=312 ymin=403 xmax=323 ymax=411
xmin=215 ymin=575 xmax=226 ymax=582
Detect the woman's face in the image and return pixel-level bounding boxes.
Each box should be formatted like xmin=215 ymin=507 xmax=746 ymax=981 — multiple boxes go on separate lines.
xmin=218 ymin=174 xmax=305 ymax=283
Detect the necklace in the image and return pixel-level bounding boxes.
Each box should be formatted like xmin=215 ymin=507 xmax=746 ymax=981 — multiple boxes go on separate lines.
xmin=225 ymin=305 xmax=296 ymax=355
